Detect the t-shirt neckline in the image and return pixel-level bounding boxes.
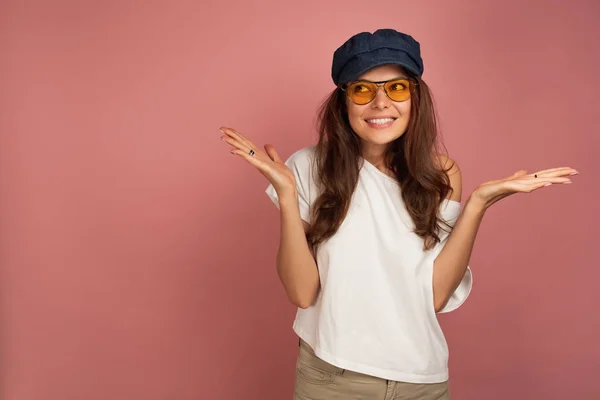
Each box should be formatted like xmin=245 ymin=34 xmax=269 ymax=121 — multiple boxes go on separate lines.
xmin=360 ymin=157 xmax=461 ymax=206
xmin=360 ymin=157 xmax=400 ymax=185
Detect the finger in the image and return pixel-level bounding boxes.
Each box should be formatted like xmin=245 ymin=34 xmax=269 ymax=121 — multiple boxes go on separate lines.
xmin=527 ymin=171 xmax=577 ymax=180
xmin=534 ymin=176 xmax=572 ymax=184
xmin=531 ymin=180 xmax=560 ymax=191
xmin=221 ymin=133 xmax=246 ymax=150
xmin=220 ymin=127 xmax=255 ymax=149
xmin=264 ymin=144 xmax=282 ymax=163
xmin=529 ymin=167 xmax=578 ymax=177
xmin=515 ymin=176 xmax=572 ymax=189
xmin=221 ymin=133 xmax=262 ymax=159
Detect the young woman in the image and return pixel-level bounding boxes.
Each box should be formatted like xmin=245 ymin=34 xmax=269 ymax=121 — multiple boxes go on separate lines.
xmin=219 ymin=29 xmax=577 ymax=400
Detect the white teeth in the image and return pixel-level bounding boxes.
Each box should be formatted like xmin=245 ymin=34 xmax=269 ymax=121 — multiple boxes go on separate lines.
xmin=366 ymin=118 xmax=395 ymax=124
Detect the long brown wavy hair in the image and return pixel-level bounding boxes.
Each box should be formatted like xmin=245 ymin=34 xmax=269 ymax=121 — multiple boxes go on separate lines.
xmin=306 ymin=68 xmax=456 ymax=254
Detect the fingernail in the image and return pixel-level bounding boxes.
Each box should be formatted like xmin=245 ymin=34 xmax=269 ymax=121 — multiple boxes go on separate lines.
xmin=563 ymin=181 xmax=572 ymax=184
xmin=544 ymin=183 xmax=552 ymax=187
xmin=569 ymin=172 xmax=578 ymax=175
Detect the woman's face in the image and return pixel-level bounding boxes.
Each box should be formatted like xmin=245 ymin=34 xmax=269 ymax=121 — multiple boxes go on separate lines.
xmin=345 ymin=64 xmax=412 ymax=156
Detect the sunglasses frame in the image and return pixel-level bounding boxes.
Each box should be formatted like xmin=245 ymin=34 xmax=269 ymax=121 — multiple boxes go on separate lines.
xmin=340 ymin=77 xmax=418 ymax=105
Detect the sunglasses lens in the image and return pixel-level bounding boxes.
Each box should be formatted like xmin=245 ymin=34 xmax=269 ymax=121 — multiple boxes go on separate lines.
xmin=347 ymin=82 xmax=376 ymax=105
xmin=385 ymin=79 xmax=411 ymax=102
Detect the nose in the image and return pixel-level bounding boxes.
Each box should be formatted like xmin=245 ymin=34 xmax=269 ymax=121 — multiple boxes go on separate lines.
xmin=371 ymin=85 xmax=391 ymax=109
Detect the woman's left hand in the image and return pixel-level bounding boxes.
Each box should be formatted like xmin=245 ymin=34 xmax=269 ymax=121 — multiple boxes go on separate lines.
xmin=470 ymin=167 xmax=579 ymax=211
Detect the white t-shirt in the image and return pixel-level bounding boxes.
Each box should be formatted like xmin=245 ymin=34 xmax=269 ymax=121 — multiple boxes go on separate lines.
xmin=265 ymin=145 xmax=473 ymax=384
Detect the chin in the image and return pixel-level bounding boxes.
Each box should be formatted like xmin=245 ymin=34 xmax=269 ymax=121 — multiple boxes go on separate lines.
xmin=362 ymin=130 xmax=405 ymax=145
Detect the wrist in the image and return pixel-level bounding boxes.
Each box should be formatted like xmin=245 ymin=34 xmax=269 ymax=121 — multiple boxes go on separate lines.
xmin=278 ymin=189 xmax=299 ymax=206
xmin=464 ymin=192 xmax=487 ymax=217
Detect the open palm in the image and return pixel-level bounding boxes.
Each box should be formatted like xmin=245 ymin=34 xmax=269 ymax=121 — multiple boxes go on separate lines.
xmin=472 ymin=167 xmax=578 ymax=209
xmin=219 ymin=127 xmax=297 ymax=196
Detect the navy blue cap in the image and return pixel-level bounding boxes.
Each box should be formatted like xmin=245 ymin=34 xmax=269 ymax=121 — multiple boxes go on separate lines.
xmin=331 ymin=29 xmax=424 ymax=86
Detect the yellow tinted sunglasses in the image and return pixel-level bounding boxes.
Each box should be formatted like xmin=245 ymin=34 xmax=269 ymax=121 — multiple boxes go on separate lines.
xmin=340 ymin=78 xmax=416 ymax=105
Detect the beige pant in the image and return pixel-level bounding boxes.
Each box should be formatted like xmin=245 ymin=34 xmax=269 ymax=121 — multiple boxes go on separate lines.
xmin=294 ymin=339 xmax=450 ymax=400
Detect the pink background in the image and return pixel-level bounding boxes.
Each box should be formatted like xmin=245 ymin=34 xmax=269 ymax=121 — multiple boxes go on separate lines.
xmin=1 ymin=1 xmax=598 ymax=399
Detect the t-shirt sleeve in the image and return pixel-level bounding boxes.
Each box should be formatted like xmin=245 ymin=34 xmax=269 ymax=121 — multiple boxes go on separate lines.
xmin=432 ymin=199 xmax=473 ymax=314
xmin=264 ymin=146 xmax=315 ymax=224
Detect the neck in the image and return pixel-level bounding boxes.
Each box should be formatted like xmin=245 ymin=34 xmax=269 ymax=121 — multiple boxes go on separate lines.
xmin=360 ymin=144 xmax=387 ymax=166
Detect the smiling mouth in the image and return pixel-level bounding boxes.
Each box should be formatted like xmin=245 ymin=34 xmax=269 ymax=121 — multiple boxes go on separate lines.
xmin=365 ymin=117 xmax=396 ymax=125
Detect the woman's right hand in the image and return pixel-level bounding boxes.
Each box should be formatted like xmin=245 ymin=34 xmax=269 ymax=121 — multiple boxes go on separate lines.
xmin=219 ymin=127 xmax=297 ymax=197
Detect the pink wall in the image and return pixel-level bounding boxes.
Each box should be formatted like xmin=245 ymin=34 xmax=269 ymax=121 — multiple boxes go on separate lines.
xmin=1 ymin=1 xmax=598 ymax=399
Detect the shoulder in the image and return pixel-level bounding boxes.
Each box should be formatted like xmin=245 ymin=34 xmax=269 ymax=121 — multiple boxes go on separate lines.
xmin=288 ymin=144 xmax=316 ymax=159
xmin=435 ymin=154 xmax=462 ymax=202
xmin=285 ymin=145 xmax=317 ymax=170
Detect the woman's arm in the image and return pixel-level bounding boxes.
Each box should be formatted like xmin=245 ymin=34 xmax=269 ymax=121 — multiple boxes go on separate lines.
xmin=276 ymin=190 xmax=320 ymax=309
xmin=218 ymin=127 xmax=321 ymax=309
xmin=431 ymin=156 xmax=576 ymax=312
xmin=432 ymin=157 xmax=485 ymax=312
xmin=433 ymin=196 xmax=485 ymax=312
